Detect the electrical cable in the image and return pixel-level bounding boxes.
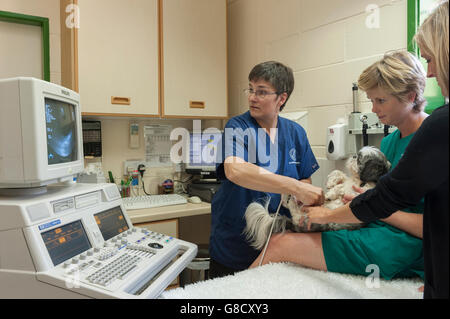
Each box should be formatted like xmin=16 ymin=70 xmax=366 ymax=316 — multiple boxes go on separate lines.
xmin=259 ymin=198 xmax=283 ymax=267
xmin=137 ymin=164 xmax=151 ymax=196
xmin=142 ymin=178 xmax=151 ymax=196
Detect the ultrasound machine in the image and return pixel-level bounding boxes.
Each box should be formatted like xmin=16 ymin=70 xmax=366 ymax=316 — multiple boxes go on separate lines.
xmin=0 ymin=78 xmax=197 ymax=298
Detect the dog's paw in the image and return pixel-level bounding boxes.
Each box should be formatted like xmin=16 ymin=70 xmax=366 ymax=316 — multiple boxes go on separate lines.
xmin=326 ymin=170 xmax=346 ymax=189
xmin=325 ymin=184 xmax=345 ymax=200
xmin=324 ymin=199 xmax=343 ymax=210
xmin=291 ymin=212 xmax=304 ymax=226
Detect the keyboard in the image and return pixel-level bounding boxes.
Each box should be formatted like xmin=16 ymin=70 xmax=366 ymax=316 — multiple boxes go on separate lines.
xmin=122 ymin=194 xmax=188 ymax=210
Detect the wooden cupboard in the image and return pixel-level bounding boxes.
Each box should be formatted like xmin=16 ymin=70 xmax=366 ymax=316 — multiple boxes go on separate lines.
xmin=75 ymin=0 xmax=227 ymax=119
xmin=161 ymin=0 xmax=228 ymax=118
xmin=77 ymin=0 xmax=160 ymax=116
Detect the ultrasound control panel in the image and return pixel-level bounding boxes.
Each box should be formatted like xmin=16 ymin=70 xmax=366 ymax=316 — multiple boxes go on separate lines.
xmin=48 ymin=226 xmax=185 ymax=297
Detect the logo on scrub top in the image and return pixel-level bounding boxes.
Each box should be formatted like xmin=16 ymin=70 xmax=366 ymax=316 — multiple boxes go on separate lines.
xmin=289 ymin=148 xmax=300 ymax=165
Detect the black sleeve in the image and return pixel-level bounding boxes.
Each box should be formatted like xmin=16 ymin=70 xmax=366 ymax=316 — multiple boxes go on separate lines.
xmin=350 ymin=105 xmax=449 ymax=223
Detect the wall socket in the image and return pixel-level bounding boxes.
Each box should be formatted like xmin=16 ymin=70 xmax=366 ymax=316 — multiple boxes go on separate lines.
xmin=124 ymin=160 xmax=147 ymax=175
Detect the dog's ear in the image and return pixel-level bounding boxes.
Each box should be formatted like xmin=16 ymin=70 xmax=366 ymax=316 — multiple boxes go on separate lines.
xmin=359 ymin=159 xmax=390 ymax=184
xmin=357 ymin=147 xmax=391 ymax=185
xmin=386 ymin=160 xmax=391 ymax=171
xmin=281 ymin=194 xmax=292 ymax=207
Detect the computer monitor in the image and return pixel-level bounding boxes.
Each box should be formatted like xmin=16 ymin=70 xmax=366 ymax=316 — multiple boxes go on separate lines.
xmin=184 ymin=131 xmax=222 ymax=180
xmin=0 ymin=77 xmax=84 ymax=189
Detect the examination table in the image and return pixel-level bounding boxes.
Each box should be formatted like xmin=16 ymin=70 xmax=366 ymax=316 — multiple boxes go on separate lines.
xmin=161 ymin=262 xmax=423 ymax=299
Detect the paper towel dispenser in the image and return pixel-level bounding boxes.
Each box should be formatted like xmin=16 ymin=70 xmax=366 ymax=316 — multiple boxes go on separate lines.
xmin=326 ymin=123 xmax=349 ymax=160
xmin=280 ymin=111 xmax=308 ymax=131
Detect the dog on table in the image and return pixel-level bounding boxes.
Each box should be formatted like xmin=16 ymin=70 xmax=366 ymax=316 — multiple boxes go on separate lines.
xmin=243 ymin=146 xmax=391 ymax=250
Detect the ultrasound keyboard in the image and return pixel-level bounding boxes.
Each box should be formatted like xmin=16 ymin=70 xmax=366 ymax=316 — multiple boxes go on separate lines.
xmin=122 ymin=194 xmax=188 ymax=210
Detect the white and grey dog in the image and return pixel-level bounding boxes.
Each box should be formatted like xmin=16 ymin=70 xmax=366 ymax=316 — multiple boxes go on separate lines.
xmin=243 ymin=146 xmax=391 ymax=250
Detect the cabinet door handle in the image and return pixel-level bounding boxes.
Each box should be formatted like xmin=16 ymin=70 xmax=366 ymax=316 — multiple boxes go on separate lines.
xmin=111 ymin=96 xmax=131 ymax=105
xmin=190 ymin=101 xmax=205 ymax=109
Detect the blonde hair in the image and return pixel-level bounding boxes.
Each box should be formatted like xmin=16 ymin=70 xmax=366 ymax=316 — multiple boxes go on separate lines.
xmin=414 ymin=0 xmax=449 ymax=97
xmin=358 ymin=51 xmax=427 ymax=112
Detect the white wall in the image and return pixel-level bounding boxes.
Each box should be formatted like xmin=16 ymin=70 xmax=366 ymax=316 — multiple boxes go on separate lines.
xmin=0 ymin=0 xmax=62 ymax=84
xmin=227 ymin=0 xmax=407 ymax=187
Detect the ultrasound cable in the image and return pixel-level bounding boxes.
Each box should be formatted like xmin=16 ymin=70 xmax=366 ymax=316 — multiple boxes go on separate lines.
xmin=258 ymin=198 xmax=283 ymax=267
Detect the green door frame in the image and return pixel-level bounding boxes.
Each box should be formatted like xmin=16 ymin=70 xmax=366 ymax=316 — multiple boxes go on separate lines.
xmin=407 ymin=0 xmax=420 ymax=54
xmin=0 ymin=10 xmax=50 ymax=81
xmin=407 ymin=0 xmax=446 ymax=114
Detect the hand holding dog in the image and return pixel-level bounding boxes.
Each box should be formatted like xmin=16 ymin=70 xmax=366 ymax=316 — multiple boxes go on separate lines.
xmin=301 ymin=203 xmax=362 ymax=230
xmin=300 ymin=206 xmax=333 ymax=230
xmin=342 ymin=185 xmax=365 ymax=204
xmin=294 ymin=181 xmax=325 ymax=206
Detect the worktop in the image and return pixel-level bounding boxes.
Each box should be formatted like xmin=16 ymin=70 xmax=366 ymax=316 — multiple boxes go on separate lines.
xmin=127 ymin=202 xmax=211 ymax=224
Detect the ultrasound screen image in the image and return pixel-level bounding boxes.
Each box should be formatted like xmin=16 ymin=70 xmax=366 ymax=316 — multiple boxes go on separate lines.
xmin=45 ymin=98 xmax=78 ymax=165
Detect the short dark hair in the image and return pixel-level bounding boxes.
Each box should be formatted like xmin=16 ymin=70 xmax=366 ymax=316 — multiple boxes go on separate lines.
xmin=248 ymin=61 xmax=295 ymax=111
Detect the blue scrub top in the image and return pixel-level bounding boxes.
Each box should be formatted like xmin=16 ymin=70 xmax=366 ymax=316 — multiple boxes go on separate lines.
xmin=210 ymin=111 xmax=319 ymax=270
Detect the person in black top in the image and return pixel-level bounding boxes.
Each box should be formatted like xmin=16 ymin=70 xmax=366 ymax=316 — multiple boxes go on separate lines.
xmin=303 ymin=0 xmax=449 ymax=299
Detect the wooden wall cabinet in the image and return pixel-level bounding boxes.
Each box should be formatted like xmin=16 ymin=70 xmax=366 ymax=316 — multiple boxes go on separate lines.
xmin=77 ymin=0 xmax=160 ymax=116
xmin=75 ymin=0 xmax=227 ymax=119
xmin=161 ymin=0 xmax=228 ymax=119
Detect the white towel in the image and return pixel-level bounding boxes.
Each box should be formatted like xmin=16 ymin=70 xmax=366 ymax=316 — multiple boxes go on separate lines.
xmin=161 ymin=262 xmax=423 ymax=299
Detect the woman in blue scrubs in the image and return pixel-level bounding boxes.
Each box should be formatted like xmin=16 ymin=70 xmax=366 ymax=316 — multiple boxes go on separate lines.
xmin=209 ymin=61 xmax=324 ymax=279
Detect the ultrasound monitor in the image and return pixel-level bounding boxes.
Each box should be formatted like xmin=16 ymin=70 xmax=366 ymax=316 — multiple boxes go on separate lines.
xmin=0 ymin=77 xmax=84 ymax=189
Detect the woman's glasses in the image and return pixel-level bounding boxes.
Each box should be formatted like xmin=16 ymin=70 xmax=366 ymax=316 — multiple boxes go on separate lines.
xmin=244 ymin=88 xmax=279 ymax=99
